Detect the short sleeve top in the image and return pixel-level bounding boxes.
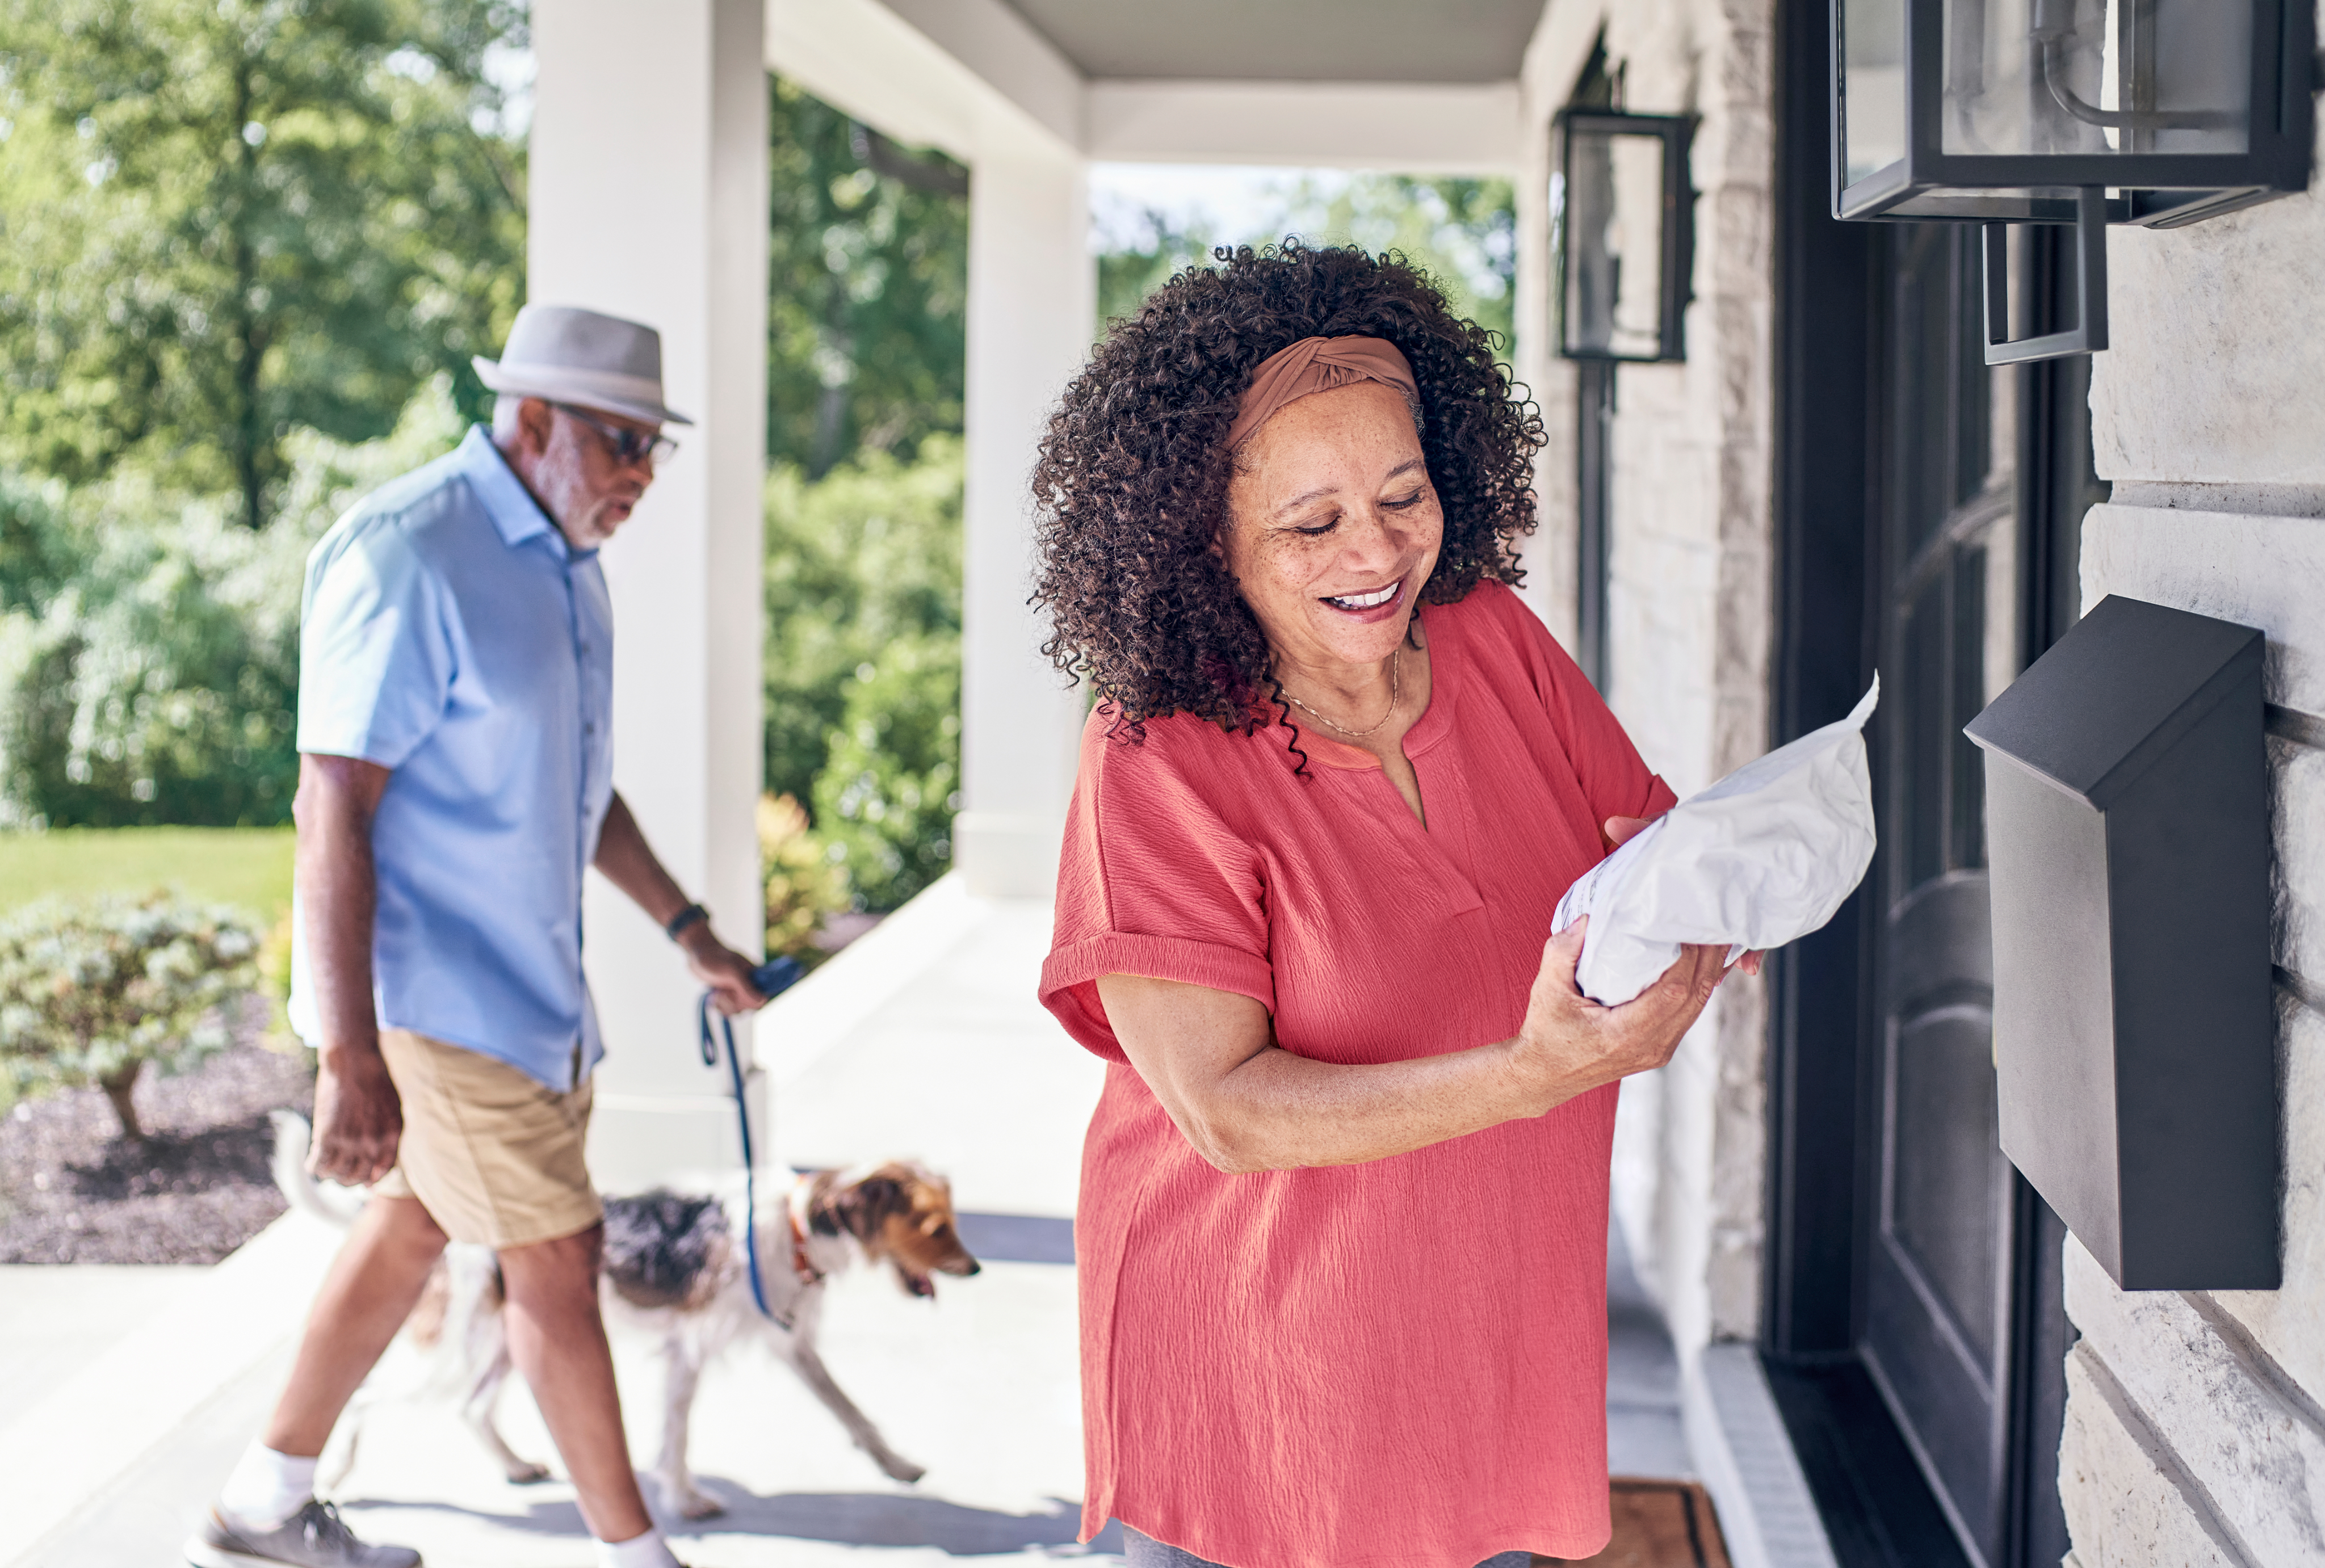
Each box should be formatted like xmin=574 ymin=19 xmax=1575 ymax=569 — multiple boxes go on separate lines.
xmin=289 ymin=427 xmax=615 ymax=1088
xmin=1040 ymin=581 xmax=1677 ymax=1567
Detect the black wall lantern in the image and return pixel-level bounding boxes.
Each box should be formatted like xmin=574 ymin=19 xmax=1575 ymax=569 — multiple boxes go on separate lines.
xmin=1832 ymin=0 xmax=2315 ymax=363
xmin=1555 ymin=111 xmax=1696 ymax=363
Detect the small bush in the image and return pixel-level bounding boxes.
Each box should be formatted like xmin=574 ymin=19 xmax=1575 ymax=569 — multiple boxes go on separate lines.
xmin=0 ymin=382 xmax=466 ymax=830
xmin=812 ymin=636 xmax=960 ymax=911
xmin=764 ymin=439 xmax=962 ymax=908
xmin=0 ymin=893 xmax=261 ymax=1140
xmin=758 ymin=792 xmax=850 ymax=963
xmin=257 ymin=908 xmax=303 ymax=1053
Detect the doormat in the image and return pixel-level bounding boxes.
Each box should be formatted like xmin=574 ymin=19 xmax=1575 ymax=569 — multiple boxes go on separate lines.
xmin=1537 ymin=1478 xmax=1732 ymax=1567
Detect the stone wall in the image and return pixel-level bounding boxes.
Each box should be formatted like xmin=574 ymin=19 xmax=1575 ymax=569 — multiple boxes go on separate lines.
xmin=2059 ymin=37 xmax=2325 ymax=1559
xmin=1585 ymin=0 xmax=1779 ymax=1360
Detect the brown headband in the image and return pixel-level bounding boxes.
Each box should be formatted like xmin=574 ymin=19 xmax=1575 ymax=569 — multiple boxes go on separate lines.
xmin=1224 ymin=335 xmax=1421 ymax=452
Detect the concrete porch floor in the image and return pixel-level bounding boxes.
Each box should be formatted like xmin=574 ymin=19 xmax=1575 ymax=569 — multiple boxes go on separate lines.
xmin=2 ymin=878 xmax=1687 ymax=1567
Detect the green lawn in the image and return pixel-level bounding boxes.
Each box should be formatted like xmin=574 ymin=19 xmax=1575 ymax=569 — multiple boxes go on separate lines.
xmin=0 ymin=827 xmax=296 ymax=920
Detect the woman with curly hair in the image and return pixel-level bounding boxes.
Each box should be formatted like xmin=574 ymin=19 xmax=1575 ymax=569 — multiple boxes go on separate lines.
xmin=1034 ymin=243 xmax=1744 ymax=1568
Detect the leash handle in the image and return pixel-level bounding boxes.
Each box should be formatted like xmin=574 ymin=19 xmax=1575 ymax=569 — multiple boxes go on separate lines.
xmin=695 ymin=956 xmax=807 ymax=1067
xmin=696 ymin=955 xmax=808 ymax=1322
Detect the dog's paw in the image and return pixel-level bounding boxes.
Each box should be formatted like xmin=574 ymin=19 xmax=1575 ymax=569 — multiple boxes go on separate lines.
xmin=504 ymin=1460 xmax=552 ymax=1485
xmin=677 ymin=1489 xmax=727 ymax=1520
xmin=876 ymin=1453 xmax=928 ymax=1485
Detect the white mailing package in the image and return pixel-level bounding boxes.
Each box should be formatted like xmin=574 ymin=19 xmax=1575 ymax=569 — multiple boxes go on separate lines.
xmin=1552 ymin=676 xmax=1881 ymax=1006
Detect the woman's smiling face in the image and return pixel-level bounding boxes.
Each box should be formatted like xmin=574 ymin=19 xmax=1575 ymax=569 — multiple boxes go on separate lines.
xmin=1221 ymin=379 xmax=1443 ymax=677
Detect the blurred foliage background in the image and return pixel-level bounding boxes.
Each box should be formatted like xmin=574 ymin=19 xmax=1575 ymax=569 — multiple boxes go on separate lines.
xmin=0 ymin=3 xmax=1517 ymax=962
xmin=0 ymin=0 xmax=529 ymax=532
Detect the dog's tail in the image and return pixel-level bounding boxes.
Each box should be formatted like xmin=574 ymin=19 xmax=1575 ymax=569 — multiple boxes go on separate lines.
xmin=269 ymin=1109 xmax=368 ymax=1228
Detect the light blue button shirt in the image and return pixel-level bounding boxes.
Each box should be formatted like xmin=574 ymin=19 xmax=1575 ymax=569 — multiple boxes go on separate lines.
xmin=288 ymin=426 xmax=615 ymax=1090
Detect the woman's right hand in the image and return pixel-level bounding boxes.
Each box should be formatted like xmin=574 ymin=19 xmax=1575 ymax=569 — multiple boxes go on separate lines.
xmin=1509 ymin=917 xmax=1728 ymax=1109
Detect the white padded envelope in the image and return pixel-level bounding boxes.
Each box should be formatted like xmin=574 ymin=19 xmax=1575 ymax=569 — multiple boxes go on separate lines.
xmin=1553 ymin=676 xmax=1881 ymax=1006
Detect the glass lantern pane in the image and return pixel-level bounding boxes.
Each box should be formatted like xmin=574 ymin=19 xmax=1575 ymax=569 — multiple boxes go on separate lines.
xmin=1563 ymin=129 xmax=1668 ymax=359
xmin=1941 ymin=0 xmax=2251 ymax=158
xmin=1843 ymin=0 xmax=1909 ymax=187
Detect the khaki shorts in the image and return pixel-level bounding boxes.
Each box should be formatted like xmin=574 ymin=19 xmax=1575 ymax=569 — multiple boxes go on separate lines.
xmin=372 ymin=1029 xmax=602 ymax=1249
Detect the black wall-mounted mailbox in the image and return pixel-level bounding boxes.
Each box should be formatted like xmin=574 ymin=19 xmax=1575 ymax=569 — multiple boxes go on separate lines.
xmin=1964 ymin=594 xmax=2277 ymax=1292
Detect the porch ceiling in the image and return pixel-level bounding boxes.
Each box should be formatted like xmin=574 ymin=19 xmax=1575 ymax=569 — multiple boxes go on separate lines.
xmin=995 ymin=0 xmax=1542 ymax=83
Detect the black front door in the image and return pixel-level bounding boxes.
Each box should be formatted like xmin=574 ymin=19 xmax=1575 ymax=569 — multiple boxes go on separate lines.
xmin=1763 ymin=5 xmax=2087 ymax=1564
xmin=1857 ymin=221 xmax=2025 ymax=1568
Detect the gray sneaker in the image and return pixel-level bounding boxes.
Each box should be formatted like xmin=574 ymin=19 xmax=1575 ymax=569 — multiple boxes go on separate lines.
xmin=184 ymin=1501 xmax=421 ymax=1567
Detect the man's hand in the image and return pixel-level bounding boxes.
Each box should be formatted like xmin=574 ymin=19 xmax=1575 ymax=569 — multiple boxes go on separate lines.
xmin=1604 ymin=813 xmax=1764 ymax=978
xmin=680 ymin=923 xmax=769 ymax=1016
xmin=310 ymin=1044 xmax=405 ymax=1186
xmin=295 ymin=752 xmax=400 ymax=1182
xmin=593 ymin=791 xmax=775 ymax=1017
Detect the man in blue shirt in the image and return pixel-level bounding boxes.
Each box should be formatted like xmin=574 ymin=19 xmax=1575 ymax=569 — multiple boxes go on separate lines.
xmin=191 ymin=308 xmax=759 ymax=1568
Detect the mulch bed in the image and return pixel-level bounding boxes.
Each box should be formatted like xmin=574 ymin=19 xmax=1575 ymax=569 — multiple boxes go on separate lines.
xmin=0 ymin=998 xmax=314 ymax=1264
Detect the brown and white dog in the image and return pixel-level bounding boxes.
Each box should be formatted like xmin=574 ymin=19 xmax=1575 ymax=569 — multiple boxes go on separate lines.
xmin=270 ymin=1111 xmax=981 ymax=1518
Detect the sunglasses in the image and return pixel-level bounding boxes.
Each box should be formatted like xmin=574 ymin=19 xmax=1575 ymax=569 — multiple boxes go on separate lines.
xmin=551 ymin=402 xmax=680 ymax=469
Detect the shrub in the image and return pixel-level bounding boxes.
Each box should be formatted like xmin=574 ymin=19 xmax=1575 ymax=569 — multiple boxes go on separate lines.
xmin=0 ymin=381 xmax=465 ymax=829
xmin=0 ymin=893 xmax=261 ymax=1140
xmin=812 ymin=635 xmax=961 ymax=911
xmin=257 ymin=908 xmax=303 ymax=1053
xmin=765 ymin=437 xmax=963 ymax=910
xmin=758 ymin=792 xmax=850 ymax=963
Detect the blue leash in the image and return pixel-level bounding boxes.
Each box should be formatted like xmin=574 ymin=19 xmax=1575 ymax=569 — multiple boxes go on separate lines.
xmin=698 ymin=956 xmax=807 ymax=1322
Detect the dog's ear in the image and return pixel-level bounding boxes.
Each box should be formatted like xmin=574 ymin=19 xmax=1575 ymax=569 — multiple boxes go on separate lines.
xmin=834 ymin=1173 xmax=911 ymax=1241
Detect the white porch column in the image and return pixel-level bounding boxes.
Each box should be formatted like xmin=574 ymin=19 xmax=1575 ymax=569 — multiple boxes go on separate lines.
xmin=952 ymin=145 xmax=1092 ymax=899
xmin=531 ymin=0 xmax=770 ymax=1191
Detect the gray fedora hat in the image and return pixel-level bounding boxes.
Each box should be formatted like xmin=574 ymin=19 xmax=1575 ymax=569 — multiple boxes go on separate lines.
xmin=472 ymin=304 xmax=694 ymax=427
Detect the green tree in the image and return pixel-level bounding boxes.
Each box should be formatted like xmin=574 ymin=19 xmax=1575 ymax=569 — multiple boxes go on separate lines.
xmin=766 ymin=78 xmax=968 ymax=477
xmin=1095 ymin=174 xmax=1520 ymax=351
xmin=0 ymin=0 xmax=526 ymax=530
xmin=812 ymin=636 xmax=959 ymax=911
xmin=0 ymin=379 xmax=465 ymax=829
xmin=1267 ymin=175 xmax=1520 ymax=348
xmin=1096 ymin=205 xmax=1218 ymax=334
xmin=763 ymin=438 xmax=962 ymax=907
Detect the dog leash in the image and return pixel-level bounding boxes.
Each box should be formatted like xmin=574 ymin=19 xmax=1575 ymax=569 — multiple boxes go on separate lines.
xmin=699 ymin=955 xmax=807 ymax=1323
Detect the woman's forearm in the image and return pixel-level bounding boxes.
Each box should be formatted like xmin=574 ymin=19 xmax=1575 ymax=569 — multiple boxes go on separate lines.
xmin=1097 ymin=972 xmax=1555 ymax=1172
xmin=1199 ymin=1036 xmax=1549 ymax=1171
xmin=1097 ymin=928 xmax=1724 ymax=1174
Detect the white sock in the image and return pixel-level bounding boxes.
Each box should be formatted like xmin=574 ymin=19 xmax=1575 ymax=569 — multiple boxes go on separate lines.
xmin=217 ymin=1443 xmax=317 ymax=1531
xmin=594 ymin=1527 xmax=682 ymax=1568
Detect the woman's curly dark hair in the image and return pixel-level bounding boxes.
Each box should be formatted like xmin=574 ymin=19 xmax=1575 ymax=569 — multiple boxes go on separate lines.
xmin=1030 ymin=241 xmax=1543 ymax=750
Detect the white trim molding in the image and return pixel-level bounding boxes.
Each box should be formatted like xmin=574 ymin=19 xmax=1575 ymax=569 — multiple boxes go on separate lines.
xmin=763 ymin=0 xmax=1080 ymax=162
xmin=1686 ymin=1344 xmax=1842 ymax=1568
xmin=1085 ymin=79 xmax=1523 ymax=171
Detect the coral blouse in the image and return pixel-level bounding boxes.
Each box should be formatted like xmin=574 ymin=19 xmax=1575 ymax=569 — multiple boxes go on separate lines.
xmin=1040 ymin=581 xmax=1678 ymax=1568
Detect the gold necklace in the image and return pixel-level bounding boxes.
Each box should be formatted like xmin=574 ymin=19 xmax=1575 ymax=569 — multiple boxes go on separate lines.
xmin=1281 ymin=646 xmax=1401 ymax=739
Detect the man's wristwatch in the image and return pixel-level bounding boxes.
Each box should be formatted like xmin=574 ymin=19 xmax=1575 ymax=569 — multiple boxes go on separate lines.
xmin=665 ymin=902 xmax=710 ymax=941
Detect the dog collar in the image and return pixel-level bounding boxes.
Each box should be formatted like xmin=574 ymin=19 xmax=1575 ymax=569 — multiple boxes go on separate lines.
xmin=789 ymin=1204 xmax=825 ymax=1290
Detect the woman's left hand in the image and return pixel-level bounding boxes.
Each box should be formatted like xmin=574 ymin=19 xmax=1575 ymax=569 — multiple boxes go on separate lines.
xmin=1603 ymin=813 xmax=1765 ymax=978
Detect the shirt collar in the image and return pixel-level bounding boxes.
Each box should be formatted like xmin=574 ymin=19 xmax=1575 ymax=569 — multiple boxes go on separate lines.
xmin=455 ymin=426 xmax=578 ymax=557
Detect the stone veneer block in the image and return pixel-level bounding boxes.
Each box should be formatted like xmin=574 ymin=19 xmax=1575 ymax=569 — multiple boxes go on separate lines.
xmin=2081 ymin=503 xmax=2325 ymax=715
xmin=2082 ymin=503 xmax=2325 ymax=986
xmin=2211 ymin=997 xmax=2325 ymax=1406
xmin=2271 ymin=739 xmax=2325 ymax=989
xmin=2091 ymin=174 xmax=2325 ymax=484
xmin=2063 ymin=1238 xmax=2325 ymax=1562
xmin=2059 ymin=1343 xmax=2250 ymax=1568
